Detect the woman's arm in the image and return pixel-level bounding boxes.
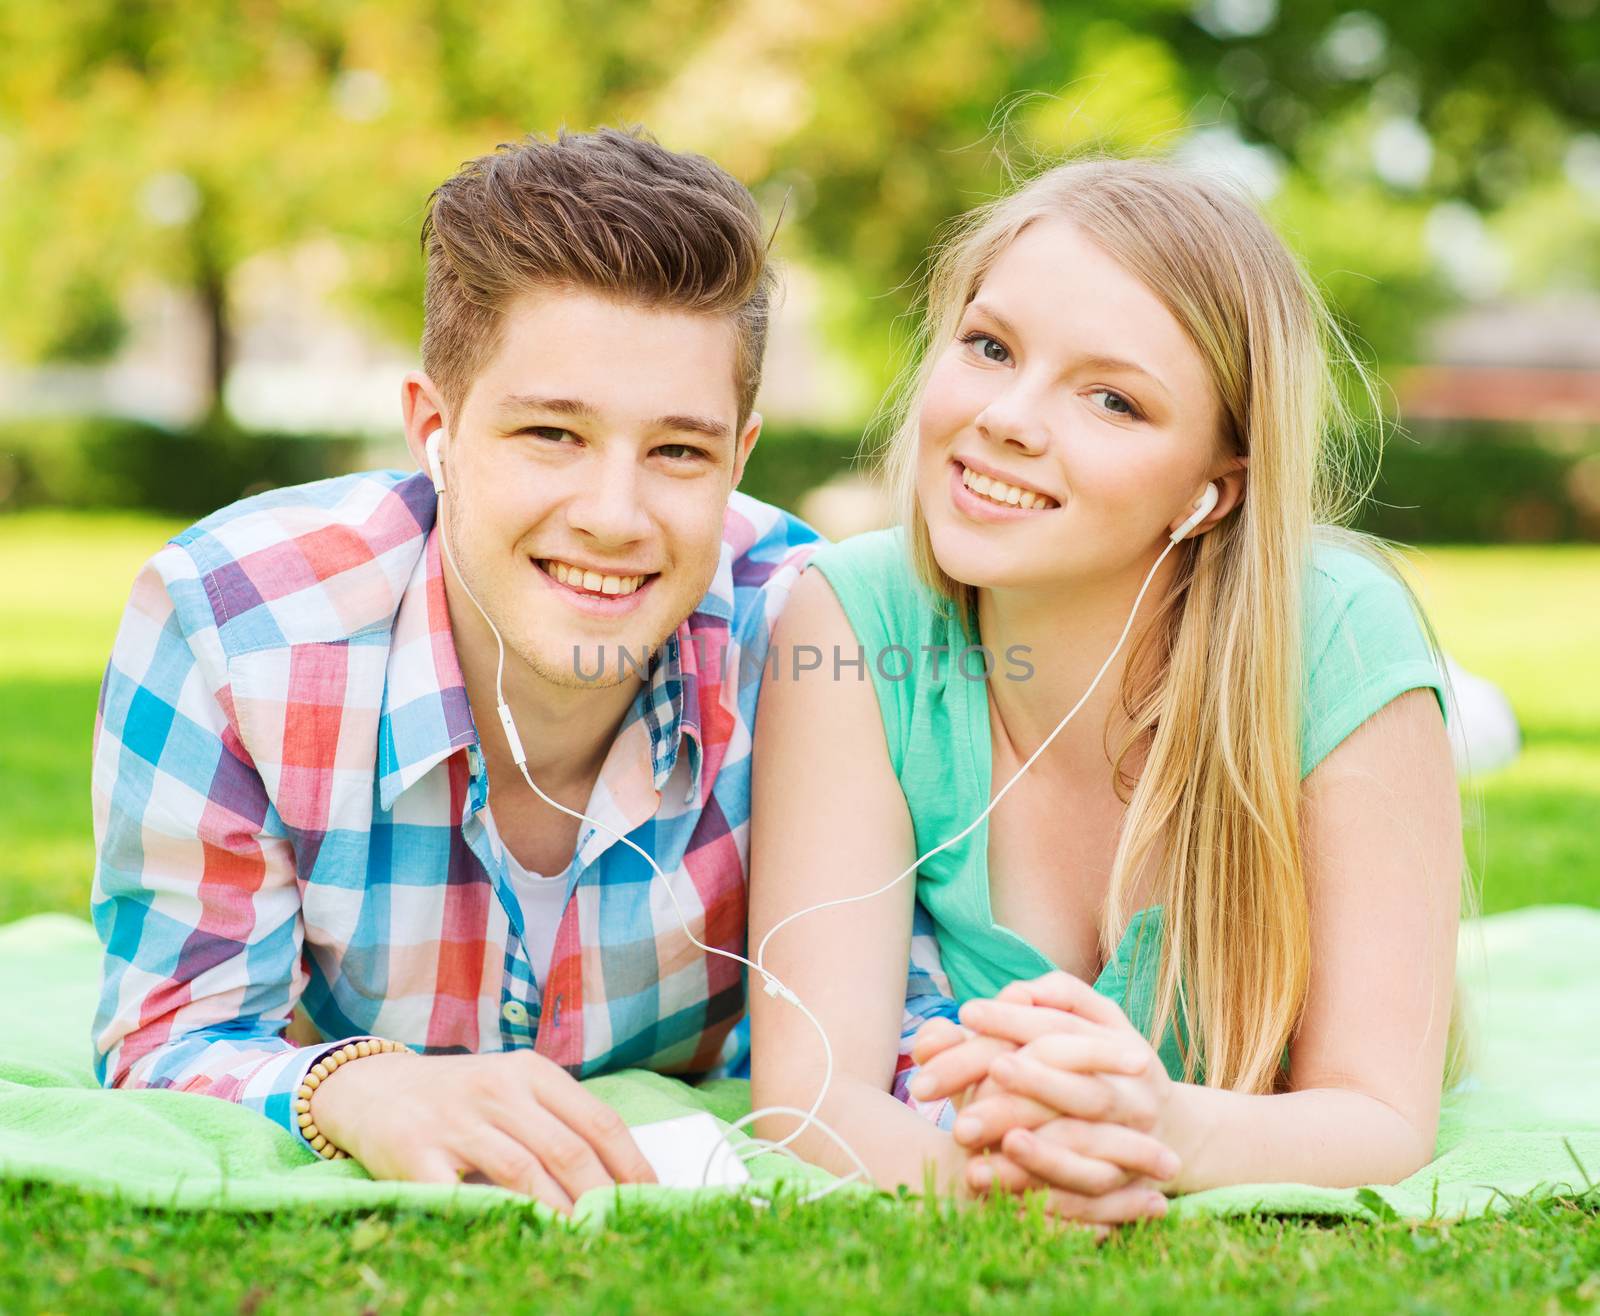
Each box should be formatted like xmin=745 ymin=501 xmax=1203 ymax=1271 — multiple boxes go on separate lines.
xmin=1169 ymin=684 xmax=1463 ymax=1190
xmin=748 ymin=567 xmax=970 ymax=1193
xmin=928 ymin=687 xmax=1464 ymax=1193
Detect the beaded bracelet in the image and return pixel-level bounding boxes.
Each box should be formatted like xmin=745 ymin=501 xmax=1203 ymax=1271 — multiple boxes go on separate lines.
xmin=294 ymin=1038 xmax=407 ymax=1160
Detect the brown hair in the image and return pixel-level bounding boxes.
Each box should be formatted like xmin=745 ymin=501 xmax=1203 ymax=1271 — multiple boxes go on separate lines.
xmin=421 ymin=126 xmax=775 ymax=425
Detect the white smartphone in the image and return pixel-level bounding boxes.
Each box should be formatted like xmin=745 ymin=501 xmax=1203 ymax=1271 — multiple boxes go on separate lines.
xmin=627 ymin=1112 xmax=752 ymax=1189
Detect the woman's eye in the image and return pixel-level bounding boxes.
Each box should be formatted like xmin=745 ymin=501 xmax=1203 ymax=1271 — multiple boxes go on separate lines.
xmin=962 ymin=332 xmax=1011 ymax=364
xmin=1088 ymin=389 xmax=1139 ymax=419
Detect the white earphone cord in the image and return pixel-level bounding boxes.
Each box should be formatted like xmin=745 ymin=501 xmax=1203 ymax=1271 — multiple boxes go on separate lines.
xmin=433 ymin=440 xmax=1201 ymax=1196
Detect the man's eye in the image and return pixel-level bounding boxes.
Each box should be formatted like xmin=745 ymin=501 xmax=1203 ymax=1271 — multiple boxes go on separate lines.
xmin=960 ymin=332 xmax=1011 ymax=364
xmin=1088 ymin=389 xmax=1140 ymax=419
xmin=524 ymin=426 xmax=577 ymax=443
xmin=656 ymin=444 xmax=708 ymax=461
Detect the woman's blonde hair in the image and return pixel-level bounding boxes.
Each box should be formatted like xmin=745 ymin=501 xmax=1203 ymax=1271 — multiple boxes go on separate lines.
xmin=876 ymin=156 xmax=1466 ymax=1093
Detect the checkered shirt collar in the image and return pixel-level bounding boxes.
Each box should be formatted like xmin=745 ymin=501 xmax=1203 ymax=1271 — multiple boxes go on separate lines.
xmin=376 ymin=522 xmax=710 ymax=811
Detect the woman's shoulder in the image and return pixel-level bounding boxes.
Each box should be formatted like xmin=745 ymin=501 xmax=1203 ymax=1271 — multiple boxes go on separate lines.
xmin=1300 ymin=532 xmax=1448 ymax=776
xmin=1304 ymin=535 xmax=1433 ymax=658
xmin=805 ymin=526 xmax=945 ymax=638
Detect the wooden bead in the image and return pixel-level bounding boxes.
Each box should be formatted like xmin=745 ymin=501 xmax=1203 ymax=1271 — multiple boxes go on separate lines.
xmin=319 ymin=1143 xmax=337 ymax=1160
xmin=297 ymin=1112 xmax=313 ymax=1129
xmin=294 ymin=1098 xmax=310 ymax=1114
xmin=311 ymin=1062 xmax=330 ymax=1080
xmin=355 ymin=1041 xmax=372 ymax=1058
xmin=304 ymin=1073 xmax=321 ymax=1091
xmin=310 ymin=1133 xmax=327 ymax=1151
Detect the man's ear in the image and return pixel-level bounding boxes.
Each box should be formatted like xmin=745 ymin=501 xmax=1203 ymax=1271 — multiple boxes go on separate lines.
xmin=400 ymin=372 xmax=450 ymax=475
xmin=730 ymin=410 xmax=763 ymax=491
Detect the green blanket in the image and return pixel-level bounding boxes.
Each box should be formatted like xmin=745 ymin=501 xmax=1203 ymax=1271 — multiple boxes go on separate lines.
xmin=2 ymin=908 xmax=1595 ymax=1223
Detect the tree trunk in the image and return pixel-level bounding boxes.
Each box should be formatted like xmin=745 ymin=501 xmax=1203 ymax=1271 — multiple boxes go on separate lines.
xmin=194 ymin=211 xmax=231 ymax=425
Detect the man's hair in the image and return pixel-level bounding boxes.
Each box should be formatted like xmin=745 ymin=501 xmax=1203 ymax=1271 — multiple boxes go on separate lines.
xmin=421 ymin=126 xmax=775 ymax=426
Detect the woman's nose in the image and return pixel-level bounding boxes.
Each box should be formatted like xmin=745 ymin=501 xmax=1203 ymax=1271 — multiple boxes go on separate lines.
xmin=974 ymin=381 xmax=1050 ymax=456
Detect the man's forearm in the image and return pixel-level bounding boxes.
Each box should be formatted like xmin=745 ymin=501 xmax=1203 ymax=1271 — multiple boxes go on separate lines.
xmin=1165 ymin=1083 xmax=1437 ymax=1194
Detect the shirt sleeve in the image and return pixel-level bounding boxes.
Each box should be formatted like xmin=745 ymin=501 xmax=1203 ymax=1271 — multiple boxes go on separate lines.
xmin=89 ymin=539 xmax=381 ymax=1149
xmin=890 ymin=902 xmax=960 ymax=1130
xmin=1300 ymin=546 xmax=1449 ymax=778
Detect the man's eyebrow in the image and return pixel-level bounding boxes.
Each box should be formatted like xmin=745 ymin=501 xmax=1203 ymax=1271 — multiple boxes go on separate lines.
xmin=497 ymin=394 xmax=731 ymax=441
xmin=965 ymin=302 xmax=1173 ymax=402
xmin=653 ymin=413 xmax=733 ymax=442
xmin=498 ymin=394 xmax=598 ymax=418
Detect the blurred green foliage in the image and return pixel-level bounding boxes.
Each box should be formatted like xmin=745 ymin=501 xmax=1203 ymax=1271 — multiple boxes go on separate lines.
xmin=2 ymin=0 xmax=1597 ymax=423
xmin=4 ymin=416 xmax=1595 ymax=543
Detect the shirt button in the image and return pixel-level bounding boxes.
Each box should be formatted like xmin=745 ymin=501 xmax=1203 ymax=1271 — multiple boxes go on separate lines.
xmin=501 ymin=1000 xmax=529 ymax=1026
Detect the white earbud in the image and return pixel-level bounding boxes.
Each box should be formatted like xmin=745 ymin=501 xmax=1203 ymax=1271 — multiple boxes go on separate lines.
xmin=425 ymin=430 xmax=446 ymax=495
xmin=1170 ymin=481 xmax=1220 ymax=543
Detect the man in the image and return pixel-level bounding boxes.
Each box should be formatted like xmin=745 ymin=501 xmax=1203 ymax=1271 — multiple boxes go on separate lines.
xmin=90 ymin=127 xmax=818 ymax=1213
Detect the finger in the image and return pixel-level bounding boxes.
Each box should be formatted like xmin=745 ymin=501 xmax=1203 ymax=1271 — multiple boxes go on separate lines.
xmin=457 ymin=1125 xmax=576 ymax=1214
xmin=523 ymin=1061 xmax=656 ymax=1184
xmin=911 ymin=1017 xmax=968 ymax=1066
xmin=958 ymin=1002 xmax=1146 ymax=1071
xmin=952 ymin=1091 xmax=1056 ymax=1148
xmin=990 ymin=1126 xmax=1142 ymax=1197
xmin=395 ymin=1148 xmax=470 ymax=1187
xmin=1054 ymin=1119 xmax=1182 ymax=1184
xmin=995 ymin=981 xmax=1036 ymax=1006
xmin=1015 ymin=971 xmax=1130 ymax=1029
xmin=907 ymin=1036 xmax=1016 ymax=1101
xmin=502 ymin=1103 xmax=617 ymax=1204
xmin=966 ymin=1150 xmax=1050 ymax=1198
xmin=1037 ymin=1180 xmax=1168 ymax=1226
xmin=988 ymin=1052 xmax=1136 ymax=1125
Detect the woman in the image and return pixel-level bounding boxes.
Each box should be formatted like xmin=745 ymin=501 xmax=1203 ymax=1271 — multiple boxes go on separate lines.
xmin=747 ymin=157 xmax=1465 ymax=1227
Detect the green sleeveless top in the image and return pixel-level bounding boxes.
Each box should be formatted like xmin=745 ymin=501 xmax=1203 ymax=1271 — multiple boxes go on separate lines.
xmin=807 ymin=528 xmax=1448 ymax=1080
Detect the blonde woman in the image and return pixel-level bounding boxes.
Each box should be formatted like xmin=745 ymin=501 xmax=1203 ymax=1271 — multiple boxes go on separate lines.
xmin=747 ymin=158 xmax=1464 ymax=1227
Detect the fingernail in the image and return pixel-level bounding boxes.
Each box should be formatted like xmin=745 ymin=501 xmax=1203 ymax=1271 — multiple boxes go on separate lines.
xmin=1158 ymin=1153 xmax=1181 ymax=1179
xmin=954 ymin=1115 xmax=981 ymax=1144
xmin=1146 ymin=1193 xmax=1169 ymax=1216
xmin=908 ymin=1073 xmax=933 ymax=1098
xmin=969 ymin=1162 xmax=992 ymax=1189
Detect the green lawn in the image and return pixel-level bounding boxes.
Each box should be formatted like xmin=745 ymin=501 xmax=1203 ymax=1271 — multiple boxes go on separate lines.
xmin=1 ymin=511 xmax=1596 ymax=1314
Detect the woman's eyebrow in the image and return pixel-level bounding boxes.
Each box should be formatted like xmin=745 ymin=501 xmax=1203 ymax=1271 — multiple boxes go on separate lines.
xmin=1075 ymin=356 xmax=1175 ymax=403
xmin=966 ymin=304 xmax=1175 ymax=404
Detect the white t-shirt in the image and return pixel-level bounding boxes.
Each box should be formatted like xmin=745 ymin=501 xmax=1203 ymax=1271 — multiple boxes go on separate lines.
xmin=478 ymin=804 xmax=571 ymax=992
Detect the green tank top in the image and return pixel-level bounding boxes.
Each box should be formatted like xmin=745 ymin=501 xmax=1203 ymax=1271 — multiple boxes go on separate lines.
xmin=807 ymin=527 xmax=1448 ymax=1080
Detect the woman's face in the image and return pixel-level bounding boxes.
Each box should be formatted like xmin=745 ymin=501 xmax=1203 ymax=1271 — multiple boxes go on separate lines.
xmin=916 ymin=216 xmax=1231 ymax=596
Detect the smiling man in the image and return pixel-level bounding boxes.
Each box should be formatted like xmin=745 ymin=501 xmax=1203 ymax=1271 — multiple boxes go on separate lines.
xmin=89 ymin=128 xmax=819 ymax=1212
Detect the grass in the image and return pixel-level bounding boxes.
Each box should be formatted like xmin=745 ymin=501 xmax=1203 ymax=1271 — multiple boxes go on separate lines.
xmin=1 ymin=510 xmax=1597 ymax=1314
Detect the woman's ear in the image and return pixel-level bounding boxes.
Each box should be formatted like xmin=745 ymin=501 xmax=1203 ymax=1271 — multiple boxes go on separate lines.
xmin=1190 ymin=456 xmax=1248 ymax=538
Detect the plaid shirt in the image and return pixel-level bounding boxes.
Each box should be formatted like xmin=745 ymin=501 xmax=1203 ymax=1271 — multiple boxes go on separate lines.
xmin=90 ymin=469 xmax=820 ymax=1147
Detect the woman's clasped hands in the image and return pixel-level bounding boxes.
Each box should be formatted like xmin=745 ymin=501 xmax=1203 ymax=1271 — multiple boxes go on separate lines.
xmin=908 ymin=971 xmax=1182 ymax=1233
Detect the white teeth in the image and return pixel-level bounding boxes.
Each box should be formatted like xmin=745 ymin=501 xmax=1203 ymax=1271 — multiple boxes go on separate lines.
xmin=541 ymin=560 xmax=647 ymax=596
xmin=961 ymin=465 xmax=1055 ymax=510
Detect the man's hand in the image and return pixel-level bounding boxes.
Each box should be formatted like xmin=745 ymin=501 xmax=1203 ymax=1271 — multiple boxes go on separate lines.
xmin=309 ymin=1049 xmax=656 ymax=1213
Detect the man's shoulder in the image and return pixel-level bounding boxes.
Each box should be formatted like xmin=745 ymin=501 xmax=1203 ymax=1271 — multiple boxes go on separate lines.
xmin=165 ymin=469 xmax=438 ymax=653
xmin=701 ymin=491 xmax=824 ymax=631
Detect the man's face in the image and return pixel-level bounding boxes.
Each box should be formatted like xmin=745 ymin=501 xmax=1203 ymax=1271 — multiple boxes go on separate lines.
xmin=412 ymin=288 xmax=759 ymax=690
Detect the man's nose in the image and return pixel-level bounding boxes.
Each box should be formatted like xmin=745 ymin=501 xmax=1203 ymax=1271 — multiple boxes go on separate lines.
xmin=564 ymin=448 xmax=653 ymax=545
